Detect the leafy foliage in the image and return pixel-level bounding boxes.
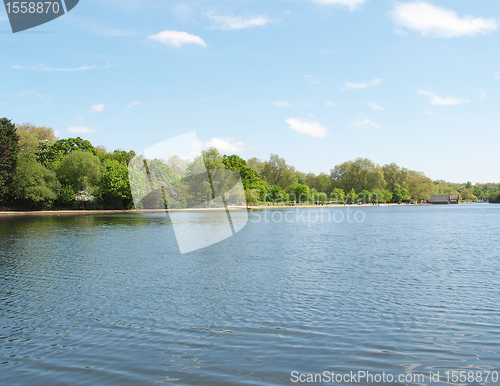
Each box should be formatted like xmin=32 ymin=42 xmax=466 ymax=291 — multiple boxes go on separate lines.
xmin=0 ymin=118 xmax=20 ymax=204
xmin=56 ymin=150 xmax=103 ymax=195
xmin=12 ymin=153 xmax=60 ymax=208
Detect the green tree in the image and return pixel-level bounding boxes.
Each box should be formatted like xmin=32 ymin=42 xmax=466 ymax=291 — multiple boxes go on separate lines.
xmin=401 ymin=188 xmax=411 ymax=201
xmin=261 ymin=154 xmax=297 ymax=190
xmin=346 ymin=188 xmax=358 ymax=204
xmin=247 ymin=157 xmax=265 ymax=177
xmin=407 ymin=170 xmax=435 ymax=201
xmin=56 ymin=150 xmax=103 ymax=196
xmin=100 ymin=159 xmax=132 ymax=208
xmin=358 ymin=189 xmax=372 ymax=204
xmin=293 ymin=184 xmax=310 ymax=203
xmin=305 ymin=172 xmax=330 ymax=194
xmin=45 ymin=137 xmax=97 ymax=168
xmin=382 ymin=163 xmax=409 ymax=192
xmin=460 ymin=188 xmax=476 ymax=201
xmin=265 ymin=185 xmax=287 ymax=203
xmin=392 ymin=188 xmax=402 ymax=202
xmin=330 ymin=188 xmax=346 ymax=203
xmin=0 ymin=118 xmax=20 ymax=204
xmin=372 ymin=189 xmax=392 ymax=204
xmin=331 ymin=158 xmax=386 ymax=193
xmin=223 ymin=154 xmax=267 ymax=198
xmin=12 ymin=153 xmax=60 ymax=209
xmin=16 ymin=122 xmax=57 ymax=153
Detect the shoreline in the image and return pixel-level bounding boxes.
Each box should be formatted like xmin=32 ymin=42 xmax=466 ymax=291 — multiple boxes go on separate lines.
xmin=0 ymin=203 xmax=439 ymax=217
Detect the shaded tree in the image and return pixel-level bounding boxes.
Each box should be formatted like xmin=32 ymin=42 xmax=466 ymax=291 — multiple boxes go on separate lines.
xmin=0 ymin=118 xmax=20 ymax=204
xmin=100 ymin=159 xmax=132 ymax=209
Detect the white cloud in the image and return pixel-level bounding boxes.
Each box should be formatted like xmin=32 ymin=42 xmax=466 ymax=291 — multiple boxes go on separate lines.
xmin=91 ymin=104 xmax=105 ymax=113
xmin=11 ymin=63 xmax=96 ymax=72
xmin=418 ymin=89 xmax=469 ymax=106
xmin=311 ymin=0 xmax=368 ymax=12
xmin=147 ymin=31 xmax=206 ymax=47
xmin=286 ymin=118 xmax=328 ymax=138
xmin=67 ymin=126 xmax=97 ymax=134
xmin=204 ymin=138 xmax=244 ymax=153
xmin=343 ymin=78 xmax=381 ymax=90
xmin=495 ymin=72 xmax=500 ymax=79
xmin=273 ymin=100 xmax=294 ymax=107
xmin=350 ymin=114 xmax=381 ymax=129
xmin=325 ymin=100 xmax=335 ymax=106
xmin=368 ymin=102 xmax=385 ymax=110
xmin=127 ymin=101 xmax=142 ymax=109
xmin=207 ymin=14 xmax=273 ymax=30
xmin=391 ymin=1 xmax=498 ymax=38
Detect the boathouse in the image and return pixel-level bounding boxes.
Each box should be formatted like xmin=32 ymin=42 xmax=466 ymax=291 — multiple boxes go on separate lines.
xmin=429 ymin=194 xmax=459 ymax=204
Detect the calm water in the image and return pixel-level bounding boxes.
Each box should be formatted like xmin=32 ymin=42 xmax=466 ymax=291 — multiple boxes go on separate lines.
xmin=1 ymin=205 xmax=499 ymax=385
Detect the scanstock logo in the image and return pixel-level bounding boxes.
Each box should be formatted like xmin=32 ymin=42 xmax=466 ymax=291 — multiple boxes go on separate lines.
xmin=3 ymin=0 xmax=79 ymax=33
xmin=128 ymin=132 xmax=248 ymax=254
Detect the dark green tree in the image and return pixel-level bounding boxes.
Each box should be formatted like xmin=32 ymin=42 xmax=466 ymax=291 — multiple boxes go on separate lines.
xmin=45 ymin=137 xmax=97 ymax=167
xmin=0 ymin=118 xmax=20 ymax=204
xmin=100 ymin=159 xmax=133 ymax=209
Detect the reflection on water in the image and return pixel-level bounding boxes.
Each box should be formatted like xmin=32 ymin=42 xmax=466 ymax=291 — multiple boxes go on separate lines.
xmin=1 ymin=205 xmax=499 ymax=385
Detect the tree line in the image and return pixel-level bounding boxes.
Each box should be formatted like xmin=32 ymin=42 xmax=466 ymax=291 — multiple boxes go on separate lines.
xmin=1 ymin=117 xmax=499 ymax=210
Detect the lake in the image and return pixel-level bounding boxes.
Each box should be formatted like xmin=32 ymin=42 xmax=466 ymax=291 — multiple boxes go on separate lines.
xmin=1 ymin=205 xmax=499 ymax=385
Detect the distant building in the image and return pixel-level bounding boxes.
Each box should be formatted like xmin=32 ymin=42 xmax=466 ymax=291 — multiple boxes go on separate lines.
xmin=429 ymin=194 xmax=459 ymax=204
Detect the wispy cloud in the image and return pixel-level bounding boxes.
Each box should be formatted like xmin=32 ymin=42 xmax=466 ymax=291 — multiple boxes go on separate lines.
xmin=325 ymin=100 xmax=335 ymax=106
xmin=310 ymin=0 xmax=368 ymax=12
xmin=67 ymin=126 xmax=97 ymax=134
xmin=127 ymin=101 xmax=142 ymax=109
xmin=350 ymin=114 xmax=381 ymax=129
xmin=391 ymin=1 xmax=498 ymax=38
xmin=207 ymin=13 xmax=273 ymax=30
xmin=471 ymin=89 xmax=487 ymax=100
xmin=15 ymin=90 xmax=50 ymax=99
xmin=304 ymin=74 xmax=329 ymax=86
xmin=63 ymin=16 xmax=137 ymax=37
xmin=204 ymin=138 xmax=244 ymax=153
xmin=11 ymin=63 xmax=96 ymax=72
xmin=286 ymin=118 xmax=328 ymax=138
xmin=91 ymin=104 xmax=105 ymax=113
xmin=368 ymin=102 xmax=385 ymax=110
xmin=418 ymin=89 xmax=469 ymax=106
xmin=495 ymin=72 xmax=500 ymax=79
xmin=147 ymin=31 xmax=206 ymax=47
xmin=343 ymin=78 xmax=382 ymax=90
xmin=273 ymin=101 xmax=294 ymax=107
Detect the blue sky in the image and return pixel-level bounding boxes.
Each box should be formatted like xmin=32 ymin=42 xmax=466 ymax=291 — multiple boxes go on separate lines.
xmin=1 ymin=0 xmax=499 ymax=183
